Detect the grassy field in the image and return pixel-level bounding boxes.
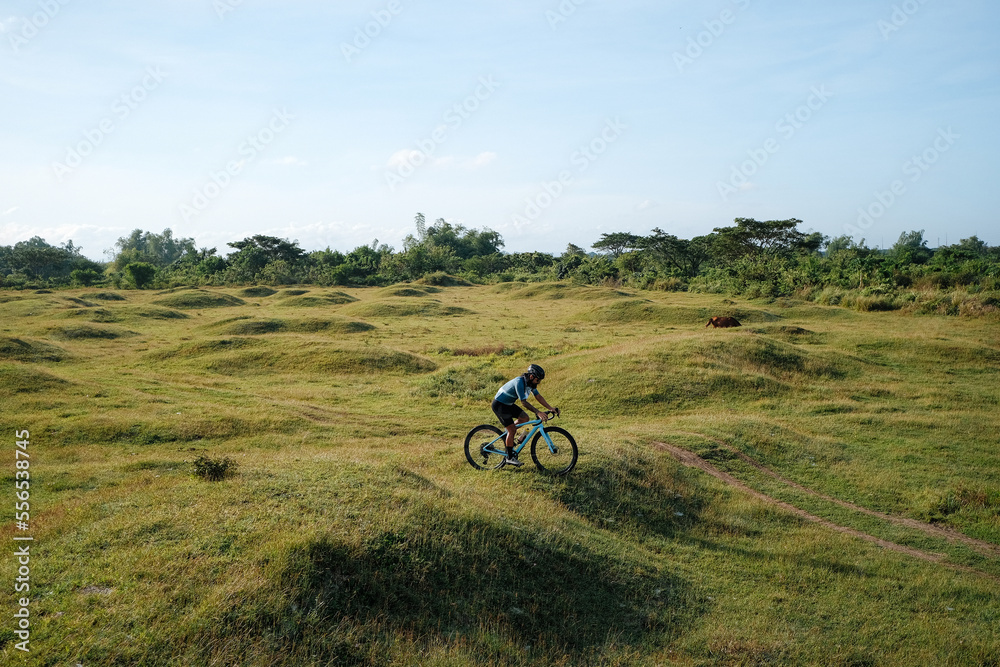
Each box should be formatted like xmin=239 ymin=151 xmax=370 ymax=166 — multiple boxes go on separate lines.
xmin=1 ymin=282 xmax=998 ymax=666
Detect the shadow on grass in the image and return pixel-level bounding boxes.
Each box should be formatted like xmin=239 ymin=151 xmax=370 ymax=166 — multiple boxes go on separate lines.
xmin=542 ymin=450 xmax=707 ymax=539
xmin=250 ymin=514 xmax=704 ymax=663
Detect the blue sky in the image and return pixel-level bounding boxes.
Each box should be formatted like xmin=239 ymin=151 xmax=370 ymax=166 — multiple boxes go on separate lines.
xmin=1 ymin=0 xmax=998 ymax=260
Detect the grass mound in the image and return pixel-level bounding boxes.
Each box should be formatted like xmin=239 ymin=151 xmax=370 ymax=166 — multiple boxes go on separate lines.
xmin=81 ymin=292 xmax=127 ymax=301
xmin=415 ymin=272 xmax=472 ymax=287
xmin=278 ymin=289 xmax=310 ymax=297
xmin=221 ymin=318 xmax=375 ymax=335
xmin=239 ymin=287 xmax=278 ymax=298
xmin=417 ymin=361 xmax=505 ymax=399
xmin=122 ymin=306 xmax=189 ymax=320
xmin=238 ymin=509 xmax=696 ymax=663
xmin=439 ymin=343 xmax=517 ymax=357
xmin=49 ymin=325 xmax=133 ymax=340
xmin=280 ymin=344 xmax=436 ymax=374
xmin=344 ymin=300 xmax=471 ymax=318
xmin=559 ymin=334 xmax=852 ymax=414
xmin=378 ymin=286 xmax=437 ymax=298
xmin=276 ymin=292 xmax=358 ymax=308
xmin=584 ymin=300 xmax=780 ymax=326
xmin=549 ymin=444 xmax=706 ymax=536
xmin=149 ymin=338 xmax=432 ymax=375
xmin=0 ymin=337 xmax=68 ymax=362
xmin=753 ymin=325 xmax=824 ymax=344
xmin=63 ymin=296 xmax=99 ymax=308
xmin=562 ymin=348 xmax=790 ymax=413
xmin=496 ymin=282 xmax=634 ymax=300
xmin=150 ymin=337 xmax=264 ymax=361
xmin=58 ymin=308 xmax=119 ymax=323
xmin=686 ymin=335 xmax=850 ymax=380
xmin=153 ymin=290 xmax=245 ymax=309
xmin=0 ymin=364 xmax=69 ymax=395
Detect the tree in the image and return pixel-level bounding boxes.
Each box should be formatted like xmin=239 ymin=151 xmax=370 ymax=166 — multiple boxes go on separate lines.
xmin=592 ymin=232 xmax=641 ymax=258
xmin=890 ymin=230 xmax=932 ymax=265
xmin=402 ymin=214 xmax=504 ymax=264
xmin=414 ymin=212 xmax=427 ymax=240
xmin=112 ymin=229 xmax=196 ymax=270
xmin=711 ymin=218 xmax=813 ymax=261
xmin=124 ymin=262 xmax=157 ymax=289
xmin=636 ymin=229 xmax=712 ymax=277
xmin=224 ymin=235 xmax=307 ymax=284
xmin=227 ymin=235 xmax=306 ymax=265
xmin=2 ymin=237 xmax=103 ymax=282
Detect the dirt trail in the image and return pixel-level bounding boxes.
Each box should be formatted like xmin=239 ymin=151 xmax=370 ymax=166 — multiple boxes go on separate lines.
xmin=655 ymin=441 xmax=998 ymax=580
xmin=675 ymin=431 xmax=1000 ymax=560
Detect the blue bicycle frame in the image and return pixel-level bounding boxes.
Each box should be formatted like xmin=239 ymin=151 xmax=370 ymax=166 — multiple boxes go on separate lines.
xmin=482 ymin=417 xmax=561 ymax=458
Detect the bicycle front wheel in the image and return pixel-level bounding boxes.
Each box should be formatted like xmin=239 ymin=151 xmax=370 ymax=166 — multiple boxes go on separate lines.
xmin=530 ymin=426 xmax=578 ymax=475
xmin=464 ymin=424 xmax=506 ymax=471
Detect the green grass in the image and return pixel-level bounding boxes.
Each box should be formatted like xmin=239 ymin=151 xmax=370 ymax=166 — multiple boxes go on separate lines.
xmin=1 ymin=282 xmax=999 ymax=665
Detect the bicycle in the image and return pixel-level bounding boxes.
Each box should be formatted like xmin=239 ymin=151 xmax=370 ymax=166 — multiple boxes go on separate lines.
xmin=463 ymin=411 xmax=578 ymax=475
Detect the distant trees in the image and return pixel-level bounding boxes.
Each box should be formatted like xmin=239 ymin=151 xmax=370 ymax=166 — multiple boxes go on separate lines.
xmin=111 ymin=229 xmax=198 ymax=271
xmin=2 ymin=215 xmax=997 ymax=300
xmin=0 ymin=237 xmax=103 ymax=287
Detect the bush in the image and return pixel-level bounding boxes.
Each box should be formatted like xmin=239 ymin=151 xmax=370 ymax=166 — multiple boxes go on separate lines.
xmin=71 ymin=268 xmax=102 ymax=287
xmin=192 ymin=455 xmax=238 ymax=481
xmin=124 ymin=262 xmax=157 ymax=289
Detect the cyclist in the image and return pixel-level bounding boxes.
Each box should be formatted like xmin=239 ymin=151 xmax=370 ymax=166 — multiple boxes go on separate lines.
xmin=492 ymin=364 xmax=559 ymax=467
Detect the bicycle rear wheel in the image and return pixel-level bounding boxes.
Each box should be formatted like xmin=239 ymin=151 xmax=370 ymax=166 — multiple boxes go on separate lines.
xmin=530 ymin=426 xmax=578 ymax=475
xmin=464 ymin=424 xmax=506 ymax=470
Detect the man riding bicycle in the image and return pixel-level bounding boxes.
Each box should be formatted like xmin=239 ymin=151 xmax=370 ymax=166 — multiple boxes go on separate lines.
xmin=492 ymin=364 xmax=559 ymax=467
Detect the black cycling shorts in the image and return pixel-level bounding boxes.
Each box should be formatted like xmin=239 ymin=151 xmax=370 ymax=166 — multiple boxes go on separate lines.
xmin=491 ymin=399 xmax=527 ymax=428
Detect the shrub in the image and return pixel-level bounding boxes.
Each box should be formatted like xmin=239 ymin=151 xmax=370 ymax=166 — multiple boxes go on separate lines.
xmin=124 ymin=262 xmax=157 ymax=289
xmin=192 ymin=455 xmax=238 ymax=481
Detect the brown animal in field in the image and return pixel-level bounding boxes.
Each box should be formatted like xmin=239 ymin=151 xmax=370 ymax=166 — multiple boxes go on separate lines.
xmin=706 ymin=316 xmax=741 ymax=328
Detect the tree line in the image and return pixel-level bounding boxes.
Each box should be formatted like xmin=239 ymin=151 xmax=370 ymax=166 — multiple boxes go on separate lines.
xmin=3 ymin=216 xmax=999 ymax=310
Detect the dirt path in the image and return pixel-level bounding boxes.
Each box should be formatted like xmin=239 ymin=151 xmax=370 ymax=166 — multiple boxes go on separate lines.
xmin=655 ymin=441 xmax=998 ymax=580
xmin=674 ymin=431 xmax=1000 ymax=560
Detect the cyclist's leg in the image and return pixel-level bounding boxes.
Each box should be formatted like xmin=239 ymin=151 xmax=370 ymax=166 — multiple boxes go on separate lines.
xmin=492 ymin=400 xmax=524 ymax=452
xmin=509 ymin=409 xmax=531 ymax=448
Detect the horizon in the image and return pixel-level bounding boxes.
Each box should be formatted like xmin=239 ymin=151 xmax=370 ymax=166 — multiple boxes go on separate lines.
xmin=2 ymin=1 xmax=998 ymax=262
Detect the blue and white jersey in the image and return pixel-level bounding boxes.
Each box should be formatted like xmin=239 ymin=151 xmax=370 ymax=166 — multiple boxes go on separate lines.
xmin=494 ymin=376 xmax=538 ymax=405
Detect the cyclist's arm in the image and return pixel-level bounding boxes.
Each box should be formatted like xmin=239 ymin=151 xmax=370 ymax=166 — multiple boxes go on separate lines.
xmin=521 ymin=393 xmax=555 ymax=418
xmin=534 ymin=393 xmax=556 ymax=413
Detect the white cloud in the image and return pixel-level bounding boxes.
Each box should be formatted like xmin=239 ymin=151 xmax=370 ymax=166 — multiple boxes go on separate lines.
xmin=465 ymin=151 xmax=497 ymax=169
xmin=637 ymin=199 xmax=655 ymax=211
xmin=386 ymin=149 xmax=421 ymax=168
xmin=272 ymin=156 xmax=307 ymax=167
xmin=2 ymin=206 xmax=19 ymax=217
xmin=0 ymin=17 xmax=19 ymax=33
xmin=385 ymin=150 xmax=496 ymax=171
